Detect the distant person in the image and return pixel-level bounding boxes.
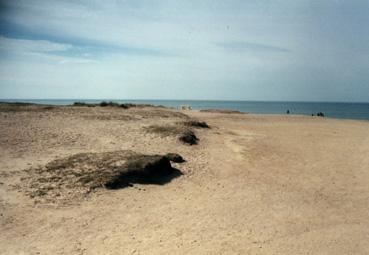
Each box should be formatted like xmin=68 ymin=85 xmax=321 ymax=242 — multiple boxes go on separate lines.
xmin=317 ymin=112 xmax=325 ymax=117
xmin=286 ymin=110 xmax=290 ymax=114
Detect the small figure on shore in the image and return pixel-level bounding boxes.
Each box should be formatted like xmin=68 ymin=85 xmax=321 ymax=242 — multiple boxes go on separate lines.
xmin=317 ymin=112 xmax=325 ymax=117
xmin=286 ymin=109 xmax=290 ymax=114
xmin=180 ymin=105 xmax=192 ymax=110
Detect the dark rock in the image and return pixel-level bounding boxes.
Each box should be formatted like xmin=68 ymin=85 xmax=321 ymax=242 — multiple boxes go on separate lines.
xmin=179 ymin=130 xmax=199 ymax=145
xmin=165 ymin=153 xmax=186 ymax=163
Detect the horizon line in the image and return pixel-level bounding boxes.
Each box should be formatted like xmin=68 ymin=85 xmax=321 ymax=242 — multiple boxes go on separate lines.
xmin=1 ymin=98 xmax=369 ymax=104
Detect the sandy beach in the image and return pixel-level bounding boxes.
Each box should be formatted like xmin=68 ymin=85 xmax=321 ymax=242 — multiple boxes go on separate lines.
xmin=1 ymin=103 xmax=369 ymax=254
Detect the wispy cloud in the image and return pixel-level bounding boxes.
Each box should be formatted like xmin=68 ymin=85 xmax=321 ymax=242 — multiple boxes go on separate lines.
xmin=216 ymin=41 xmax=291 ymax=53
xmin=0 ymin=34 xmax=174 ymax=64
xmin=0 ymin=36 xmax=72 ymax=53
xmin=0 ymin=0 xmax=368 ymax=101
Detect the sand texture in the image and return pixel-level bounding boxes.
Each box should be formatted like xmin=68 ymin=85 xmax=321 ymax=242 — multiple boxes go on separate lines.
xmin=1 ymin=104 xmax=369 ymax=254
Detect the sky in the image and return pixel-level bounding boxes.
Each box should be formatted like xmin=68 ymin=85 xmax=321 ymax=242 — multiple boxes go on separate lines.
xmin=0 ymin=0 xmax=368 ymax=102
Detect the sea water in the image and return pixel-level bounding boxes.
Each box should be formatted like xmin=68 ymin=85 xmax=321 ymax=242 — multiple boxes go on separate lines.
xmin=1 ymin=99 xmax=369 ymax=121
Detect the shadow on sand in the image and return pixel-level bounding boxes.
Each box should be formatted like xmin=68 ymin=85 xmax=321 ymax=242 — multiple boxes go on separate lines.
xmin=105 ymin=167 xmax=183 ymax=189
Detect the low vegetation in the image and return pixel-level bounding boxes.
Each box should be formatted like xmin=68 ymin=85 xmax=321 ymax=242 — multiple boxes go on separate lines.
xmin=73 ymin=102 xmax=96 ymax=107
xmin=23 ymin=150 xmax=184 ymax=202
xmin=73 ymin=101 xmax=164 ymax=109
xmin=144 ymin=125 xmax=184 ymax=137
xmin=144 ymin=119 xmax=208 ymax=145
xmin=183 ymin=120 xmax=210 ymax=129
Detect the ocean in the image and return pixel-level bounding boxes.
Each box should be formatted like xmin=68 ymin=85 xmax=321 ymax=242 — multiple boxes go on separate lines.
xmin=1 ymin=99 xmax=369 ymax=121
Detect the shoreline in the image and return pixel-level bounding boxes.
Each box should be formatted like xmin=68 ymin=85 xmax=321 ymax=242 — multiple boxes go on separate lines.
xmin=1 ymin=101 xmax=369 ymax=123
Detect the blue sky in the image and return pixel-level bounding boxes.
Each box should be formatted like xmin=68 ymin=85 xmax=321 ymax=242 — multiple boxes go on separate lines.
xmin=0 ymin=0 xmax=368 ymax=102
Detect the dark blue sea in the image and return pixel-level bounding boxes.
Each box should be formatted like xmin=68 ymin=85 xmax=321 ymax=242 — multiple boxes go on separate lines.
xmin=1 ymin=99 xmax=369 ymax=121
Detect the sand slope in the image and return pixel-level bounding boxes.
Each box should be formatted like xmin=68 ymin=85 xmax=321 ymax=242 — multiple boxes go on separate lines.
xmin=1 ymin=105 xmax=369 ymax=254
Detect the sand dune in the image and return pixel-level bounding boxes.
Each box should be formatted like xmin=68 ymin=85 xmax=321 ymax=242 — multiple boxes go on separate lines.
xmin=1 ymin=104 xmax=369 ymax=254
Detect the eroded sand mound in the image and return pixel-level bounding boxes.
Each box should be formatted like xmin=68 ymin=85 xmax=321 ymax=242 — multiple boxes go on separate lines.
xmin=144 ymin=120 xmax=209 ymax=145
xmin=23 ymin=150 xmax=183 ymax=203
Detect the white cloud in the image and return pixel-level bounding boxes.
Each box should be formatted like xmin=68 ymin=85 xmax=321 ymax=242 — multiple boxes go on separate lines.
xmin=0 ymin=36 xmax=99 ymax=65
xmin=0 ymin=36 xmax=72 ymax=53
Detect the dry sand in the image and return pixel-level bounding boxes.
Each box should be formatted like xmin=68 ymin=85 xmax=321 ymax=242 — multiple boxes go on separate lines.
xmin=1 ymin=104 xmax=369 ymax=254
